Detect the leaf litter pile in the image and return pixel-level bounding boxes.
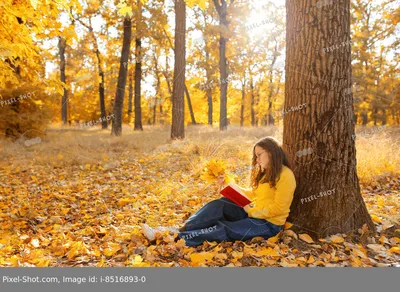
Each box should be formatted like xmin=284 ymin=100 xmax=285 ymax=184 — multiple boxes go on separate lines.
xmin=0 ymin=129 xmax=399 ymax=267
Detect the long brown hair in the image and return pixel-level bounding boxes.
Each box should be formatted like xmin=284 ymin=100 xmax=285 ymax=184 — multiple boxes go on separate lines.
xmin=250 ymin=137 xmax=291 ymax=189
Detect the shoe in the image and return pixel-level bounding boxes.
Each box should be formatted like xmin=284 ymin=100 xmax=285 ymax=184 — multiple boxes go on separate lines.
xmin=178 ymin=225 xmax=187 ymax=232
xmin=141 ymin=224 xmax=179 ymax=241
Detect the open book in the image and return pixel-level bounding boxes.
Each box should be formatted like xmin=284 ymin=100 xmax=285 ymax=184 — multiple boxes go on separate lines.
xmin=220 ymin=183 xmax=251 ymax=208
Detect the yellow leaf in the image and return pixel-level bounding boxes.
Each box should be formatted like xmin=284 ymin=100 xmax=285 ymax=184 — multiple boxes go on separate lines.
xmin=371 ymin=214 xmax=382 ymax=224
xmin=299 ymin=233 xmax=314 ymax=243
xmin=103 ymin=243 xmax=121 ymax=257
xmin=329 ymin=235 xmax=345 ymax=244
xmin=267 ymin=231 xmax=282 ymax=243
xmin=280 ymin=259 xmax=298 ymax=267
xmin=284 ymin=222 xmax=293 ymax=230
xmin=67 ymin=246 xmax=79 ymax=260
xmin=97 ymin=257 xmax=105 ymax=267
xmin=190 ymin=252 xmax=214 ymax=264
xmin=352 ymin=248 xmax=367 ymax=259
xmin=31 ymin=258 xmax=50 ymax=267
xmin=117 ymin=2 xmax=133 ymax=18
xmin=306 ymin=255 xmax=315 ymax=264
xmin=285 ymin=230 xmax=298 ymax=239
xmin=231 ymin=251 xmax=243 ymax=259
xmin=30 ymin=0 xmax=40 ymax=10
xmin=43 ymin=225 xmax=53 ymax=232
xmin=390 ymin=247 xmax=400 ymax=255
xmin=128 ymin=255 xmax=150 ymax=267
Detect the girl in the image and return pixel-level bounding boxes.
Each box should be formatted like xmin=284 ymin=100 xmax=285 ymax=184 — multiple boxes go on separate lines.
xmin=141 ymin=137 xmax=296 ymax=246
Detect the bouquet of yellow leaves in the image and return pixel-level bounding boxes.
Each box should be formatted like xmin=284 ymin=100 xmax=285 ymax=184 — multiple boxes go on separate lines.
xmin=200 ymin=159 xmax=235 ymax=184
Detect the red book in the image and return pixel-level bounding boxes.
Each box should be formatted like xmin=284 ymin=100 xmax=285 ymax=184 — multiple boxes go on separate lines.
xmin=220 ymin=183 xmax=251 ymax=208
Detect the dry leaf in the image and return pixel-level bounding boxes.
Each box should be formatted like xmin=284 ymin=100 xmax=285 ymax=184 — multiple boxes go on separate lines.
xmin=299 ymin=233 xmax=314 ymax=243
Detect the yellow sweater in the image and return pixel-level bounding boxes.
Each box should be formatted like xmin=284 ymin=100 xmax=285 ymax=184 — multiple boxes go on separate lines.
xmin=236 ymin=166 xmax=296 ymax=226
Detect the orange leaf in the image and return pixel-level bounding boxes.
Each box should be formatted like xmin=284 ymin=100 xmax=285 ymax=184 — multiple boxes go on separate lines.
xmin=299 ymin=233 xmax=314 ymax=243
xmin=390 ymin=247 xmax=400 ymax=255
xmin=284 ymin=222 xmax=293 ymax=230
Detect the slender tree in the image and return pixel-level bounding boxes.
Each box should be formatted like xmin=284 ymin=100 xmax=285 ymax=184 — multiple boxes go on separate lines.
xmin=212 ymin=0 xmax=230 ymax=130
xmin=111 ymin=16 xmax=132 ymax=136
xmin=134 ymin=0 xmax=143 ymax=131
xmin=58 ymin=36 xmax=68 ymax=125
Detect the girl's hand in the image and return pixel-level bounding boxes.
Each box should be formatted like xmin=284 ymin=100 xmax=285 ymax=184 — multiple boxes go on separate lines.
xmin=217 ymin=175 xmax=226 ymax=193
xmin=217 ymin=175 xmax=225 ymax=187
xmin=243 ymin=203 xmax=254 ymax=213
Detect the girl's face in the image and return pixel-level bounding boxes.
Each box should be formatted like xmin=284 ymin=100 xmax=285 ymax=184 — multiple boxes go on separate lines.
xmin=254 ymin=145 xmax=270 ymax=171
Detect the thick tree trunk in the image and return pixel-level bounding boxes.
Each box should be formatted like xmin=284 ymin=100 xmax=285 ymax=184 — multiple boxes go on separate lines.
xmin=283 ymin=0 xmax=375 ymax=239
xmin=134 ymin=38 xmax=143 ymax=131
xmin=58 ymin=37 xmax=68 ymax=125
xmin=111 ymin=18 xmax=132 ymax=136
xmin=171 ymin=0 xmax=186 ymax=139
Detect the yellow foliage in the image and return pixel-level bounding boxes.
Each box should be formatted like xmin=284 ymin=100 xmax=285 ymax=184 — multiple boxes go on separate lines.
xmin=200 ymin=159 xmax=234 ymax=184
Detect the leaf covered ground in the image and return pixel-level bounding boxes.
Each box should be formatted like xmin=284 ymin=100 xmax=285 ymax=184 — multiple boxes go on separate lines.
xmin=0 ymin=126 xmax=399 ymax=267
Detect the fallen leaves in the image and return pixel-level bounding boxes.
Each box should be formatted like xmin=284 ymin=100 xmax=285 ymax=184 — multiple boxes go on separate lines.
xmin=299 ymin=233 xmax=314 ymax=243
xmin=0 ymin=133 xmax=399 ymax=268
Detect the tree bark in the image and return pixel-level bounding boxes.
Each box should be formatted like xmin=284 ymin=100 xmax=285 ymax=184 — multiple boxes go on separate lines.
xmin=128 ymin=70 xmax=133 ymax=124
xmin=111 ymin=17 xmax=132 ymax=136
xmin=240 ymin=78 xmax=245 ymax=127
xmin=134 ymin=0 xmax=143 ymax=131
xmin=250 ymin=73 xmax=255 ymax=126
xmin=58 ymin=37 xmax=68 ymax=125
xmin=184 ymin=86 xmax=196 ymax=125
xmin=134 ymin=38 xmax=143 ymax=131
xmin=171 ymin=0 xmax=186 ymax=139
xmin=283 ymin=0 xmax=375 ymax=239
xmin=213 ymin=0 xmax=229 ymax=131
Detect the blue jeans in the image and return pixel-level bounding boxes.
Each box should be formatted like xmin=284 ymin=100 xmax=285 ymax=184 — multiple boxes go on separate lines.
xmin=178 ymin=198 xmax=283 ymax=246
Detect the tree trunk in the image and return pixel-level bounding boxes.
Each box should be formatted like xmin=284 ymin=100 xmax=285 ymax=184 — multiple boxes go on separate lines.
xmin=58 ymin=37 xmax=68 ymax=125
xmin=213 ymin=0 xmax=228 ymax=131
xmin=240 ymin=79 xmax=245 ymax=127
xmin=184 ymin=86 xmax=196 ymax=125
xmin=204 ymin=30 xmax=213 ymax=126
xmin=111 ymin=17 xmax=132 ymax=136
xmin=134 ymin=38 xmax=143 ymax=131
xmin=153 ymin=101 xmax=157 ymax=125
xmin=154 ymin=53 xmax=164 ymax=125
xmin=164 ymin=53 xmax=173 ymax=99
xmin=128 ymin=70 xmax=133 ymax=124
xmin=171 ymin=0 xmax=186 ymax=139
xmin=361 ymin=113 xmax=368 ymax=126
xmin=250 ymin=73 xmax=255 ymax=126
xmin=90 ymin=24 xmax=107 ymax=129
xmin=153 ymin=55 xmax=161 ymax=125
xmin=283 ymin=0 xmax=375 ymax=239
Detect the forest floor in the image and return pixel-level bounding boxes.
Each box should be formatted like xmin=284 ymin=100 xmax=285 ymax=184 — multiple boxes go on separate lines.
xmin=0 ymin=125 xmax=399 ymax=267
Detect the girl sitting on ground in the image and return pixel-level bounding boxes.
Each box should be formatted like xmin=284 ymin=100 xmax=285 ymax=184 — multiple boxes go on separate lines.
xmin=141 ymin=136 xmax=297 ymax=246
